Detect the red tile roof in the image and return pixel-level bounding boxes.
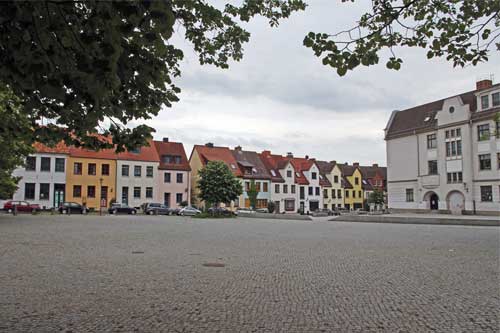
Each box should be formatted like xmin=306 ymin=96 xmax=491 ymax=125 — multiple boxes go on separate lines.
xmin=154 ymin=140 xmax=191 ymax=171
xmin=193 ymin=145 xmax=242 ymax=177
xmin=259 ymin=151 xmax=287 ymax=183
xmin=289 ymin=157 xmax=316 ymax=185
xmin=116 ymin=140 xmax=159 ymax=162
xmin=33 ymin=141 xmax=70 ymax=154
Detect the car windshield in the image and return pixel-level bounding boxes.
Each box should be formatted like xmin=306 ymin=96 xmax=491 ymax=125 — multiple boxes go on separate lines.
xmin=150 ymin=203 xmax=161 ymax=207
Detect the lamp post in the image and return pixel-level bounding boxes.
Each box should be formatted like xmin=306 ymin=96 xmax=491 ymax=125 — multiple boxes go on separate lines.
xmin=99 ymin=177 xmax=103 ymax=216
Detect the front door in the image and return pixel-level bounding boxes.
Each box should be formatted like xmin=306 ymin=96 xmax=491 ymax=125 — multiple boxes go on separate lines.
xmin=54 ymin=184 xmax=65 ymax=208
xmin=309 ymin=201 xmax=319 ymax=212
xmin=164 ymin=193 xmax=171 ymax=208
xmin=122 ymin=186 xmax=129 ymax=205
xmin=274 ymin=201 xmax=280 ymax=213
xmin=430 ymin=194 xmax=439 ymax=210
xmin=101 ymin=186 xmax=108 ymax=208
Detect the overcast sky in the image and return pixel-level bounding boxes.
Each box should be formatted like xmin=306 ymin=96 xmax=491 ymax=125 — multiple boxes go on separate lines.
xmin=138 ymin=1 xmax=499 ymax=166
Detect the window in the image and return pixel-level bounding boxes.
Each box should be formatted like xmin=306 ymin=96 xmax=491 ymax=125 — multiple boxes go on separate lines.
xmin=122 ymin=165 xmax=129 ymax=177
xmin=36 ymin=183 xmax=49 ymax=200
xmin=481 ymin=95 xmax=489 ymax=109
xmin=479 ymin=154 xmax=491 ymax=170
xmin=445 ymin=130 xmax=449 ymax=139
xmin=446 ymin=172 xmax=463 ymax=184
xmin=263 ymin=182 xmax=268 ymax=192
xmin=176 ymin=173 xmax=183 ymax=183
xmin=497 ymin=121 xmax=500 ymax=139
xmin=480 ymin=186 xmax=492 ymax=202
xmin=133 ymin=187 xmax=141 ymax=198
xmin=146 ymin=187 xmax=153 ymax=199
xmin=337 ymin=189 xmax=342 ymax=198
xmin=451 ymin=141 xmax=456 ymax=155
xmin=26 ymin=156 xmax=36 ymax=171
xmin=41 ymin=157 xmax=51 ymax=172
xmin=287 ymin=170 xmax=292 ymax=178
xmin=449 ymin=106 xmax=455 ymax=114
xmin=354 ymin=177 xmax=359 ymax=185
xmin=299 ymin=186 xmax=305 ymax=199
xmin=73 ymin=185 xmax=81 ymax=198
xmin=87 ymin=185 xmax=96 ymax=198
xmin=456 ymin=140 xmax=462 ymax=156
xmin=450 ymin=129 xmax=455 ymax=137
xmin=358 ymin=190 xmax=362 ymax=198
xmin=88 ymin=163 xmax=96 ymax=175
xmin=285 ymin=200 xmax=295 ymax=211
xmin=308 ymin=187 xmax=313 ymax=195
xmin=446 ymin=142 xmax=451 ymax=157
xmin=164 ymin=172 xmax=171 ymax=183
xmin=334 ymin=175 xmax=339 ymax=183
xmin=74 ymin=162 xmax=82 ymax=175
xmin=332 ymin=190 xmax=336 ymax=198
xmin=498 ymin=153 xmax=500 ymax=169
xmin=345 ymin=190 xmax=349 ymax=198
xmin=25 ymin=183 xmax=35 ymax=200
xmin=405 ymin=189 xmax=414 ymax=202
xmin=477 ymin=124 xmax=490 ymax=141
xmin=245 ymin=182 xmax=250 ymax=192
xmin=134 ymin=165 xmax=141 ymax=177
xmin=121 ymin=187 xmax=128 ymax=205
xmin=311 ymin=172 xmax=317 ymax=180
xmin=275 ymin=184 xmax=280 ymax=193
xmin=256 ymin=182 xmax=261 ymax=192
xmin=456 ymin=128 xmax=461 ymax=137
xmin=427 ymin=134 xmax=437 ymax=149
xmin=283 ymin=184 xmax=288 ymax=193
xmin=315 ymin=187 xmax=320 ymax=196
xmin=55 ymin=158 xmax=65 ymax=172
xmin=102 ymin=164 xmax=110 ymax=176
xmin=176 ymin=193 xmax=183 ymax=204
xmin=323 ymin=189 xmax=328 ymax=198
xmin=493 ymin=92 xmax=500 ymax=107
xmin=352 ymin=191 xmax=355 ymax=198
xmin=146 ymin=166 xmax=154 ymax=178
xmin=161 ymin=155 xmax=182 ymax=164
xmin=291 ymin=185 xmax=296 ymax=194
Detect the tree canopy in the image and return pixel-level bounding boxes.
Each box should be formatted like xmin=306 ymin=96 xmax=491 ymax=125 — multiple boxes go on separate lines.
xmin=0 ymin=0 xmax=306 ymax=151
xmin=197 ymin=161 xmax=242 ymax=208
xmin=304 ymin=1 xmax=500 ymax=76
xmin=247 ymin=180 xmax=258 ymax=209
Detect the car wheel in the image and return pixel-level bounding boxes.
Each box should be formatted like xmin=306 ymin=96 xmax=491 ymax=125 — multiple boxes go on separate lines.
xmin=148 ymin=210 xmax=154 ymax=215
xmin=62 ymin=209 xmax=67 ymax=214
xmin=112 ymin=210 xmax=117 ymax=215
xmin=7 ymin=208 xmax=12 ymax=213
xmin=131 ymin=210 xmax=136 ymax=215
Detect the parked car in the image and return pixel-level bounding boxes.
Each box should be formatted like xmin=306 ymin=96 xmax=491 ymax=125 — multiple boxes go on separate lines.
xmin=3 ymin=200 xmax=41 ymax=213
xmin=235 ymin=207 xmax=256 ymax=215
xmin=108 ymin=203 xmax=137 ymax=215
xmin=256 ymin=207 xmax=269 ymax=213
xmin=208 ymin=207 xmax=234 ymax=216
xmin=143 ymin=202 xmax=171 ymax=215
xmin=59 ymin=202 xmax=87 ymax=214
xmin=178 ymin=206 xmax=201 ymax=216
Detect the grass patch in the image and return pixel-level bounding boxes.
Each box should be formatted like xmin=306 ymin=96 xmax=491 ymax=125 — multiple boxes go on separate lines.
xmin=192 ymin=212 xmax=235 ymax=219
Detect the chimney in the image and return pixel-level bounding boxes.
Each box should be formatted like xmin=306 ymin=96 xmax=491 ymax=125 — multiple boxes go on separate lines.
xmin=234 ymin=145 xmax=242 ymax=151
xmin=205 ymin=142 xmax=214 ymax=148
xmin=476 ymin=77 xmax=493 ymax=90
xmin=305 ymin=155 xmax=309 ymax=160
xmin=372 ymin=163 xmax=378 ymax=168
xmin=286 ymin=152 xmax=293 ymax=158
xmin=162 ymin=137 xmax=169 ymax=142
xmin=353 ymin=162 xmax=359 ymax=167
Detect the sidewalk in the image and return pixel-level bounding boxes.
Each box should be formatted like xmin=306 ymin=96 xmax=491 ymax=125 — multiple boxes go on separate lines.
xmin=330 ymin=212 xmax=499 ymax=227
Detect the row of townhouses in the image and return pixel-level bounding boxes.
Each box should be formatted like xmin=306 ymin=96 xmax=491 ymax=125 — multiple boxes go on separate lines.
xmin=385 ymin=78 xmax=500 ymax=215
xmin=5 ymin=139 xmax=387 ymax=214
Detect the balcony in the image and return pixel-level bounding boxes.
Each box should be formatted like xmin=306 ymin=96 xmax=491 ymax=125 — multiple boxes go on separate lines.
xmin=421 ymin=174 xmax=440 ymax=188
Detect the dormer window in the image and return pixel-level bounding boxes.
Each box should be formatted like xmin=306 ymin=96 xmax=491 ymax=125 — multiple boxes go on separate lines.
xmin=296 ymin=172 xmax=301 ymax=177
xmin=270 ymin=170 xmax=276 ymax=177
xmin=493 ymin=92 xmax=500 ymax=107
xmin=287 ymin=170 xmax=292 ymax=178
xmin=481 ymin=95 xmax=489 ymax=109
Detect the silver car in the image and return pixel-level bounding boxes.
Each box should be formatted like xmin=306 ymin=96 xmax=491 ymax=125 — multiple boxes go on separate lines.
xmin=178 ymin=206 xmax=201 ymax=216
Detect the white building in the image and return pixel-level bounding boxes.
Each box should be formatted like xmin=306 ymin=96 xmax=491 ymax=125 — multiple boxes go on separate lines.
xmin=289 ymin=156 xmax=323 ymax=214
xmin=115 ymin=141 xmax=160 ymax=208
xmin=10 ymin=143 xmax=69 ymax=209
xmin=385 ymin=78 xmax=500 ymax=215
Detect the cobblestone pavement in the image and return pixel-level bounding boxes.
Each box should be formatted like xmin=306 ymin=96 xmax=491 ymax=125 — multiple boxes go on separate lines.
xmin=0 ymin=214 xmax=498 ymax=332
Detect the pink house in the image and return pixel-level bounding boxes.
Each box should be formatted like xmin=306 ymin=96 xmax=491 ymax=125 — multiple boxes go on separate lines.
xmin=154 ymin=138 xmax=191 ymax=208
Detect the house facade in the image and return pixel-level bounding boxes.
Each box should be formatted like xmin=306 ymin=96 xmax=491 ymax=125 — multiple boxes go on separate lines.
xmin=154 ymin=139 xmax=191 ymax=208
xmin=385 ymin=79 xmax=500 ymax=215
xmin=340 ymin=163 xmax=364 ymax=210
xmin=10 ymin=142 xmax=69 ymax=209
xmin=317 ymin=160 xmax=344 ymax=210
xmin=65 ymin=146 xmax=117 ymax=210
xmin=359 ymin=164 xmax=387 ymax=202
xmin=290 ymin=156 xmax=323 ymax=213
xmin=259 ymin=151 xmax=299 ymax=213
xmin=116 ymin=141 xmax=160 ymax=208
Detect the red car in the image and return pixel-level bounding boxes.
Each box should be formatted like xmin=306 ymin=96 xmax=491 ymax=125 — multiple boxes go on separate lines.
xmin=3 ymin=201 xmax=41 ymax=213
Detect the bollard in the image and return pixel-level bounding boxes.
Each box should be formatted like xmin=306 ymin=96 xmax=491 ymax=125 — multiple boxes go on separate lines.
xmin=13 ymin=205 xmax=17 ymax=216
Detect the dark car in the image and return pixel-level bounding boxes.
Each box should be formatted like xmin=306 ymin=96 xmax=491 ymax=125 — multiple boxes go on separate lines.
xmin=3 ymin=200 xmax=41 ymax=213
xmin=207 ymin=207 xmax=234 ymax=216
xmin=58 ymin=202 xmax=87 ymax=214
xmin=108 ymin=203 xmax=137 ymax=215
xmin=143 ymin=202 xmax=171 ymax=215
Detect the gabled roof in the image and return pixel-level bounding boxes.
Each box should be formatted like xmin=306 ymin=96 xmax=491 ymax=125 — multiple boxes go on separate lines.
xmin=33 ymin=141 xmax=70 ymax=154
xmin=68 ymin=135 xmax=118 ymax=160
xmin=154 ymin=140 xmax=191 ymax=171
xmin=359 ymin=165 xmax=387 ymax=180
xmin=362 ymin=179 xmax=374 ymax=191
xmin=232 ymin=149 xmax=271 ymax=180
xmin=116 ymin=140 xmax=159 ymax=162
xmin=319 ymin=174 xmax=331 ymax=187
xmin=342 ymin=176 xmax=353 ymax=189
xmin=289 ymin=157 xmax=316 ymax=185
xmin=192 ymin=144 xmax=242 ymax=177
xmin=258 ymin=151 xmax=286 ymax=183
xmin=339 ymin=164 xmax=360 ymax=177
xmin=316 ymin=160 xmax=336 ymax=174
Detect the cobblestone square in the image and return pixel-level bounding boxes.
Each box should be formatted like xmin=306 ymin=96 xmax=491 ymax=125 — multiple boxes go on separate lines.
xmin=0 ymin=215 xmax=498 ymax=332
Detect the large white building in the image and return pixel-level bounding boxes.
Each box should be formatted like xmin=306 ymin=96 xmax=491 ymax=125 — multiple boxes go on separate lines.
xmin=10 ymin=142 xmax=69 ymax=209
xmin=385 ymin=78 xmax=500 ymax=215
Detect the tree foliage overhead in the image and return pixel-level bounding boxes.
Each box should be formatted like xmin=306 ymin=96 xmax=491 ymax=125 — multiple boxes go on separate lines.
xmin=303 ymin=0 xmax=500 ymax=76
xmin=197 ymin=161 xmax=243 ymax=208
xmin=0 ymin=0 xmax=305 ymax=151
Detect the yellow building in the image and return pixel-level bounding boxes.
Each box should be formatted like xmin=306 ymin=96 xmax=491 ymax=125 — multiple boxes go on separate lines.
xmin=66 ymin=147 xmax=117 ymax=210
xmin=340 ymin=164 xmax=364 ymax=210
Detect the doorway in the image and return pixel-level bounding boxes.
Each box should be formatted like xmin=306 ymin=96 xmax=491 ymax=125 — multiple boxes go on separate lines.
xmin=100 ymin=186 xmax=108 ymax=208
xmin=54 ymin=184 xmax=65 ymax=208
xmin=164 ymin=193 xmax=171 ymax=207
xmin=430 ymin=193 xmax=439 ymax=210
